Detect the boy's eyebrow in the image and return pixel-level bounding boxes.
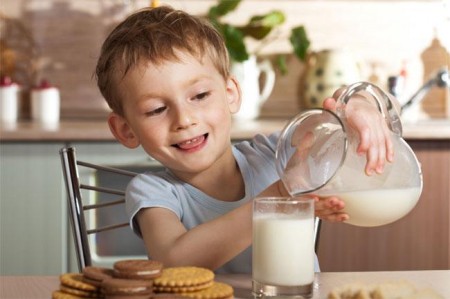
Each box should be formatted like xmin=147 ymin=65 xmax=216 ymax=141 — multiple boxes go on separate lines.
xmin=184 ymin=75 xmax=213 ymax=87
xmin=138 ymin=91 xmax=162 ymax=101
xmin=137 ymin=74 xmax=213 ymax=101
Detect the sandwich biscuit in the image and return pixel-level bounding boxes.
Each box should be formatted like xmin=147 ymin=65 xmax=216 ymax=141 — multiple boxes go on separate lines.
xmin=113 ymin=259 xmax=163 ymax=280
xmin=102 ymin=277 xmax=153 ymax=299
xmin=83 ymin=266 xmax=114 ymax=287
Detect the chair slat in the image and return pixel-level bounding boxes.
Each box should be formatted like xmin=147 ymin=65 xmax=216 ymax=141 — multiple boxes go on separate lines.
xmin=77 ymin=161 xmax=137 ymax=177
xmin=80 ymin=184 xmax=125 ymax=196
xmin=87 ymin=222 xmax=129 ymax=234
xmin=83 ymin=198 xmax=125 ymax=210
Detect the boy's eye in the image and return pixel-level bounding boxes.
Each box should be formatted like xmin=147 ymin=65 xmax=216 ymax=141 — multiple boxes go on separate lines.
xmin=146 ymin=106 xmax=166 ymax=116
xmin=194 ymin=92 xmax=210 ymax=101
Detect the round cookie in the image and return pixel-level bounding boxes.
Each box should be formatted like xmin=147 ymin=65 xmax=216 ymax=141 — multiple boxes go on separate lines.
xmin=152 ymin=294 xmax=191 ymax=298
xmin=60 ymin=273 xmax=100 ymax=293
xmin=181 ymin=281 xmax=234 ymax=299
xmin=59 ymin=285 xmax=103 ymax=298
xmin=82 ymin=266 xmax=114 ymax=286
xmin=153 ymin=267 xmax=214 ymax=293
xmin=52 ymin=290 xmax=98 ymax=299
xmin=113 ymin=259 xmax=163 ymax=280
xmin=154 ymin=281 xmax=213 ymax=293
xmin=52 ymin=290 xmax=103 ymax=299
xmin=102 ymin=277 xmax=153 ymax=296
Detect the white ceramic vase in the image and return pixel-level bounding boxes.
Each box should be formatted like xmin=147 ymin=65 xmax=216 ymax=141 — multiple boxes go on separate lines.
xmin=231 ymin=55 xmax=275 ymax=120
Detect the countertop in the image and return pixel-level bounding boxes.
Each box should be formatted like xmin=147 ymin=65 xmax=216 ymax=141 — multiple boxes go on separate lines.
xmin=1 ymin=118 xmax=450 ymax=142
xmin=2 ymin=271 xmax=449 ymax=299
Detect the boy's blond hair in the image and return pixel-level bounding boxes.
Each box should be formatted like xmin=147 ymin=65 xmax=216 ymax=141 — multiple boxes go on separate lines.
xmin=95 ymin=6 xmax=230 ymax=116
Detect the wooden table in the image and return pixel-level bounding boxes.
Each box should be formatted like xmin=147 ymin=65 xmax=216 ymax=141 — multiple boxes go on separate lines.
xmin=1 ymin=270 xmax=449 ymax=299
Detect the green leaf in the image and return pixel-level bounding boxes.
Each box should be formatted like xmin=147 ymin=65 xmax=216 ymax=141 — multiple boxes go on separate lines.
xmin=239 ymin=10 xmax=285 ymax=40
xmin=239 ymin=26 xmax=272 ymax=40
xmin=275 ymin=55 xmax=288 ymax=75
xmin=249 ymin=10 xmax=285 ymax=27
xmin=208 ymin=0 xmax=241 ymax=19
xmin=222 ymin=24 xmax=249 ymax=62
xmin=290 ymin=26 xmax=310 ymax=61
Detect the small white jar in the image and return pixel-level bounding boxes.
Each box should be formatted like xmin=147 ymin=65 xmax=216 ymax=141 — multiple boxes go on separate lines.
xmin=0 ymin=76 xmax=20 ymax=125
xmin=31 ymin=80 xmax=60 ymax=127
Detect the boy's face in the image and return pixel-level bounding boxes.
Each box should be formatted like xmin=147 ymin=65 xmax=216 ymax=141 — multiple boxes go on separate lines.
xmin=108 ymin=51 xmax=241 ymax=176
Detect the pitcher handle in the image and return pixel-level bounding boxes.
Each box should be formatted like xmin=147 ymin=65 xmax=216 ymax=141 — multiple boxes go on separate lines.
xmin=335 ymin=81 xmax=403 ymax=136
xmin=257 ymin=59 xmax=276 ymax=103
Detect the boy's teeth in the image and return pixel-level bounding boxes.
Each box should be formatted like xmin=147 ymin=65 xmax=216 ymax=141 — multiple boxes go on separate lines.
xmin=180 ymin=137 xmax=198 ymax=145
xmin=176 ymin=135 xmax=205 ymax=149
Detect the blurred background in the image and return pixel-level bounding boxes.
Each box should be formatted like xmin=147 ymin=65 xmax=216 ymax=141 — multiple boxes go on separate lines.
xmin=1 ymin=0 xmax=449 ymax=120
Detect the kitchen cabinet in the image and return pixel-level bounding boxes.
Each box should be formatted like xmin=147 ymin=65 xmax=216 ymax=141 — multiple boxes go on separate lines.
xmin=0 ymin=142 xmax=67 ymax=275
xmin=317 ymin=139 xmax=450 ymax=271
xmin=0 ymin=141 xmax=148 ymax=275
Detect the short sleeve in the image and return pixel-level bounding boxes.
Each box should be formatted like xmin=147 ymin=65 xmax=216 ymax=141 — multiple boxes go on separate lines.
xmin=125 ymin=171 xmax=182 ymax=237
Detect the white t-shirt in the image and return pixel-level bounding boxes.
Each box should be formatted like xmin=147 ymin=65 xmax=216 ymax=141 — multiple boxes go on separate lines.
xmin=126 ymin=133 xmax=320 ymax=273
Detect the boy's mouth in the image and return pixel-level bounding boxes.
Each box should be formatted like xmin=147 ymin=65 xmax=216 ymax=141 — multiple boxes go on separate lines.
xmin=172 ymin=133 xmax=208 ymax=150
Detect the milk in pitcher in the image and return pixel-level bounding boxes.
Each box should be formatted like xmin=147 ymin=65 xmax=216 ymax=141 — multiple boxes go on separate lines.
xmin=322 ymin=187 xmax=422 ymax=227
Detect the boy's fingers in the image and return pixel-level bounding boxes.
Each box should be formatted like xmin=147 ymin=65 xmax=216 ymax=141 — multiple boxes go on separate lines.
xmin=375 ymin=128 xmax=387 ymax=174
xmin=322 ymin=97 xmax=337 ymax=110
xmin=365 ymin=146 xmax=378 ymax=175
xmin=319 ymin=213 xmax=349 ymax=222
xmin=376 ymin=146 xmax=386 ymax=174
xmin=384 ymin=125 xmax=395 ymax=162
xmin=356 ymin=125 xmax=371 ymax=155
xmin=315 ymin=197 xmax=345 ymax=211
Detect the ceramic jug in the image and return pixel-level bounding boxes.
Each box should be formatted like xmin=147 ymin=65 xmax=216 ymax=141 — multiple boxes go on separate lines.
xmin=276 ymin=82 xmax=423 ymax=227
xmin=302 ymin=49 xmax=361 ymax=109
xmin=231 ymin=55 xmax=275 ymax=120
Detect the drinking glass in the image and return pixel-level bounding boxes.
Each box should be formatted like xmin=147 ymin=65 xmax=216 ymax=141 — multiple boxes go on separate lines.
xmin=252 ymin=197 xmax=315 ymax=298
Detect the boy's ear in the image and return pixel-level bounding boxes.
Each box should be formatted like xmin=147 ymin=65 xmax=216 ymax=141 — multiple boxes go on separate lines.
xmin=108 ymin=112 xmax=140 ymax=149
xmin=226 ymin=76 xmax=242 ymax=114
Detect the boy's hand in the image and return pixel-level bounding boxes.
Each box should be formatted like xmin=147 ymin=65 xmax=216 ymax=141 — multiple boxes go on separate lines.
xmin=323 ymin=89 xmax=395 ymax=176
xmin=314 ymin=196 xmax=348 ymax=222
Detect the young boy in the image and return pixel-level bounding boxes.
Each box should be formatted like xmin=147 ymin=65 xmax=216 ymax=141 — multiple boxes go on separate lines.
xmin=95 ymin=6 xmax=395 ymax=273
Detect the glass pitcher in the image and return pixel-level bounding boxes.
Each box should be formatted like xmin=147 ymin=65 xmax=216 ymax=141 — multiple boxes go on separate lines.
xmin=276 ymin=82 xmax=423 ymax=227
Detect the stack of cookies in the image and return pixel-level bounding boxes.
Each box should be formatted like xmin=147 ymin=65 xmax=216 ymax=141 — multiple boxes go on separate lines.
xmin=52 ymin=259 xmax=234 ymax=299
xmin=52 ymin=273 xmax=104 ymax=298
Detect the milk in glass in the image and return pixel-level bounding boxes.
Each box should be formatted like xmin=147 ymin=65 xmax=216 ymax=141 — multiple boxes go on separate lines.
xmin=253 ymin=215 xmax=314 ymax=286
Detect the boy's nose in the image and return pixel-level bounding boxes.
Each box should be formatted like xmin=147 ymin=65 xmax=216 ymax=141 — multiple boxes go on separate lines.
xmin=173 ymin=106 xmax=197 ymax=130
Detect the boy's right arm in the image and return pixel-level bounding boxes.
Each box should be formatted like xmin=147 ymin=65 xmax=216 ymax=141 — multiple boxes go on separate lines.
xmin=136 ymin=201 xmax=253 ymax=271
xmin=136 ymin=179 xmax=346 ymax=271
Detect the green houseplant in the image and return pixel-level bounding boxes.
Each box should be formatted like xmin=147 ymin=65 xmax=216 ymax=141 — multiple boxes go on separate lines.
xmin=206 ymin=0 xmax=310 ymax=74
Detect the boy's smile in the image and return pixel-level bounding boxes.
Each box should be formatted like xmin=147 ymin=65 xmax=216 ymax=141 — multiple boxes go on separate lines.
xmin=108 ymin=50 xmax=242 ymax=183
xmin=172 ymin=133 xmax=208 ymax=153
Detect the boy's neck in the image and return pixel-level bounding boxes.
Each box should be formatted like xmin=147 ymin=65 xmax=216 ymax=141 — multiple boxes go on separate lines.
xmin=171 ymin=147 xmax=245 ymax=202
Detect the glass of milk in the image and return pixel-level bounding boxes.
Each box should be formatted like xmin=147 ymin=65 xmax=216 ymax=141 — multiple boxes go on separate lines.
xmin=252 ymin=197 xmax=315 ymax=298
